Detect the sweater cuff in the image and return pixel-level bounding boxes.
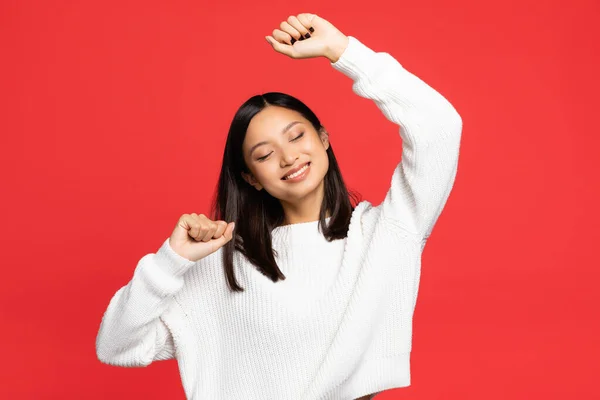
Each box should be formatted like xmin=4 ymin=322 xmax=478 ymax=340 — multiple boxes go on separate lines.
xmin=330 ymin=36 xmax=380 ymax=80
xmin=154 ymin=237 xmax=196 ymax=278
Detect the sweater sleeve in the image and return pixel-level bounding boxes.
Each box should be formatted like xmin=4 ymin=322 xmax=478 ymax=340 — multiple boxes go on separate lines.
xmin=331 ymin=36 xmax=462 ymax=240
xmin=95 ymin=237 xmax=196 ymax=367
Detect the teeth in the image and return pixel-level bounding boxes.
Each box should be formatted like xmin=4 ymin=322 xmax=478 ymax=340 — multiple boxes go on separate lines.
xmin=284 ymin=163 xmax=309 ymax=180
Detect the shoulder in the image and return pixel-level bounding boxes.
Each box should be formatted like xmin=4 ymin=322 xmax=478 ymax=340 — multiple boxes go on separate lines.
xmin=350 ymin=200 xmax=381 ymax=231
xmin=350 ymin=200 xmax=423 ymax=247
xmin=345 ymin=200 xmax=378 ymax=245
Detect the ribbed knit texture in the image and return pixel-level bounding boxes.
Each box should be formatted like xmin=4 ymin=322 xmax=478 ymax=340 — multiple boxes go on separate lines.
xmin=95 ymin=36 xmax=462 ymax=400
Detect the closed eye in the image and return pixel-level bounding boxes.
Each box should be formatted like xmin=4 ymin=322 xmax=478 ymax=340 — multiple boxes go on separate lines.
xmin=256 ymin=133 xmax=304 ymax=162
xmin=257 ymin=152 xmax=272 ymax=162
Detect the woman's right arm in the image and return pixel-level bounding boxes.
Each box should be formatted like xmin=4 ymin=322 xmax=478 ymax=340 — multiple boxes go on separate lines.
xmin=95 ymin=212 xmax=234 ymax=367
xmin=95 ymin=237 xmax=196 ymax=367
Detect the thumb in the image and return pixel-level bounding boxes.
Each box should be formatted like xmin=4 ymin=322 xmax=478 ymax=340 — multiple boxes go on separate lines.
xmin=265 ymin=36 xmax=294 ymax=57
xmin=212 ymin=222 xmax=235 ymax=249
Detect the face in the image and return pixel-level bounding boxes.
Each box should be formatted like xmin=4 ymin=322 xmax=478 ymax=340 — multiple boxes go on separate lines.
xmin=241 ymin=106 xmax=330 ymax=204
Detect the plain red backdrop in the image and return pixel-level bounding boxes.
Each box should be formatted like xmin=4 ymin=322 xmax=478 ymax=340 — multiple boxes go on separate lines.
xmin=1 ymin=0 xmax=598 ymax=398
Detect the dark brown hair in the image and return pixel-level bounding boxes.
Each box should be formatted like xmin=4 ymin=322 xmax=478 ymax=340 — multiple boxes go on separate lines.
xmin=211 ymin=92 xmax=360 ymax=292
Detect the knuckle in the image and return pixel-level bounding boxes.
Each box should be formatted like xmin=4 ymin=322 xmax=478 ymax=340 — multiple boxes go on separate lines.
xmin=287 ymin=15 xmax=295 ymax=23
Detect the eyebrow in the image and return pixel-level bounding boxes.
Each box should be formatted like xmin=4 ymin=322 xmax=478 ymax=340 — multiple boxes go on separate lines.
xmin=249 ymin=121 xmax=303 ymax=156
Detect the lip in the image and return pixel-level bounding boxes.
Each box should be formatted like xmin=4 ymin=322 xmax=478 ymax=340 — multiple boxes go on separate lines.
xmin=281 ymin=162 xmax=311 ymax=182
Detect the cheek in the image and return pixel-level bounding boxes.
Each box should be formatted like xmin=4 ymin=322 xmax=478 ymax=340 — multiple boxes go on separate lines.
xmin=304 ymin=136 xmax=326 ymax=154
xmin=253 ymin=163 xmax=281 ymax=184
xmin=318 ymin=152 xmax=330 ymax=175
xmin=308 ymin=143 xmax=329 ymax=176
xmin=312 ymin=141 xmax=329 ymax=161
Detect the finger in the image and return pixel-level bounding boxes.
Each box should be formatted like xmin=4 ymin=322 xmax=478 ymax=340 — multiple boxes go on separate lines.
xmin=225 ymin=222 xmax=235 ymax=241
xmin=191 ymin=214 xmax=210 ymax=241
xmin=212 ymin=220 xmax=227 ymax=239
xmin=212 ymin=222 xmax=235 ymax=248
xmin=297 ymin=14 xmax=315 ymax=33
xmin=272 ymin=29 xmax=293 ymax=46
xmin=217 ymin=222 xmax=235 ymax=244
xmin=287 ymin=15 xmax=310 ymax=39
xmin=182 ymin=215 xmax=201 ymax=240
xmin=279 ymin=21 xmax=301 ymax=41
xmin=266 ymin=35 xmax=294 ymax=57
xmin=188 ymin=223 xmax=203 ymax=241
xmin=201 ymin=221 xmax=217 ymax=242
xmin=194 ymin=214 xmax=212 ymax=241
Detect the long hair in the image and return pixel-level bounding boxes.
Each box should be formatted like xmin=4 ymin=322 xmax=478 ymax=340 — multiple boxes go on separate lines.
xmin=211 ymin=92 xmax=360 ymax=292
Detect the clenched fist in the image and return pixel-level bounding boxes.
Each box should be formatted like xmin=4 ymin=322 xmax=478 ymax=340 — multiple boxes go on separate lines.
xmin=169 ymin=213 xmax=235 ymax=262
xmin=265 ymin=13 xmax=349 ymax=62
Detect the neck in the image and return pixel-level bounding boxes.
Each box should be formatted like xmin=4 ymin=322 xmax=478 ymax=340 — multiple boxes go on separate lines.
xmin=280 ymin=180 xmax=328 ymax=225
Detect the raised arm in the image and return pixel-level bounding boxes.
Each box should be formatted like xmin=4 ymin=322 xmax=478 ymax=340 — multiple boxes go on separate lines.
xmin=95 ymin=238 xmax=196 ymax=367
xmin=331 ymin=36 xmax=463 ymax=241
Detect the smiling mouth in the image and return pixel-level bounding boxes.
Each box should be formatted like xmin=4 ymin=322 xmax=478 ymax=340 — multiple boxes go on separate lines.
xmin=282 ymin=162 xmax=311 ymax=180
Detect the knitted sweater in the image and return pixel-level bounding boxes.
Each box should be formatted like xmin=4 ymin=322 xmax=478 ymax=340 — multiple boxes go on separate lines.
xmin=95 ymin=36 xmax=462 ymax=400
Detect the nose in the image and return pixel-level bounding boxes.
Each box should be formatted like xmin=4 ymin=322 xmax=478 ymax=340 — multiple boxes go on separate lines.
xmin=280 ymin=148 xmax=298 ymax=168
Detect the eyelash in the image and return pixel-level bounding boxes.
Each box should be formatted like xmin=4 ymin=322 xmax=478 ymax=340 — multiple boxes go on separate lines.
xmin=256 ymin=132 xmax=305 ymax=162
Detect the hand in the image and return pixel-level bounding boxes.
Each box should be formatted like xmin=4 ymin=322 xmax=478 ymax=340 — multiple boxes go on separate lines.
xmin=169 ymin=213 xmax=235 ymax=262
xmin=265 ymin=13 xmax=349 ymax=63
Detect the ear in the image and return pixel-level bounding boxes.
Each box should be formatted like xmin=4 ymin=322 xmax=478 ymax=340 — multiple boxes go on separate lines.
xmin=319 ymin=127 xmax=330 ymax=150
xmin=241 ymin=171 xmax=263 ymax=191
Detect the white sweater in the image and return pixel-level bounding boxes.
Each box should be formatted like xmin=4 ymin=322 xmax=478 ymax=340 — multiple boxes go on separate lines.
xmin=95 ymin=36 xmax=462 ymax=400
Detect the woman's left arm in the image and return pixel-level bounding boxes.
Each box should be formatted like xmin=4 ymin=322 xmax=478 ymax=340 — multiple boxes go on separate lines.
xmin=331 ymin=36 xmax=463 ymax=242
xmin=265 ymin=14 xmax=462 ymax=242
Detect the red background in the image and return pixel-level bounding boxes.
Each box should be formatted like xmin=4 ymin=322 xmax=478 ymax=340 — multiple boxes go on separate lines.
xmin=1 ymin=0 xmax=598 ymax=398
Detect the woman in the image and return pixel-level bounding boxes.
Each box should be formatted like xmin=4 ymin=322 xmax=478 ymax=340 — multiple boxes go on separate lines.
xmin=95 ymin=13 xmax=462 ymax=400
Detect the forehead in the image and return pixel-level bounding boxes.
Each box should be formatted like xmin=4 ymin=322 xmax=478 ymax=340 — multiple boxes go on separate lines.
xmin=245 ymin=106 xmax=305 ymax=142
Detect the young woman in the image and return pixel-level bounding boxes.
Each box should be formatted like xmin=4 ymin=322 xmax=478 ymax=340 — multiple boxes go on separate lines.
xmin=96 ymin=13 xmax=462 ymax=400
